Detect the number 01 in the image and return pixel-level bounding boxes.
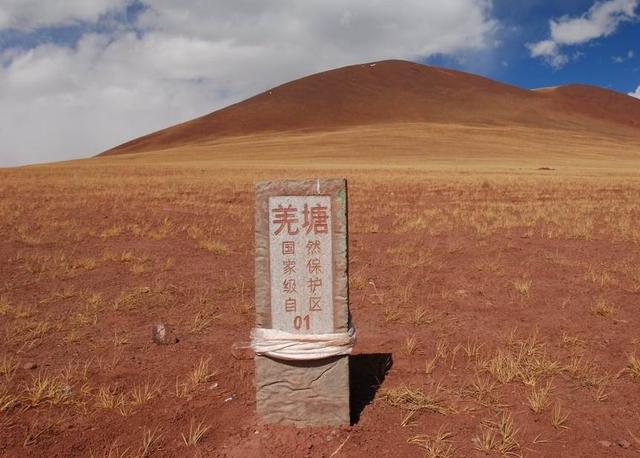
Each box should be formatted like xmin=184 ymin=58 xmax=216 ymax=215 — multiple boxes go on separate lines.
xmin=293 ymin=315 xmax=310 ymax=330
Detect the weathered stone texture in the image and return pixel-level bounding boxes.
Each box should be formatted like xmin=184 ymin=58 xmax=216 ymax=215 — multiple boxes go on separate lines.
xmin=254 ymin=179 xmax=350 ymax=426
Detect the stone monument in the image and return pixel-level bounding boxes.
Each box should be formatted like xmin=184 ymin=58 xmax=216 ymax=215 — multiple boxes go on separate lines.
xmin=253 ymin=179 xmax=352 ymax=426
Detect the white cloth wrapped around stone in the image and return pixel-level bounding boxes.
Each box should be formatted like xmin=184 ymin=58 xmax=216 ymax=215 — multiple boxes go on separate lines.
xmin=251 ymin=326 xmax=356 ymax=361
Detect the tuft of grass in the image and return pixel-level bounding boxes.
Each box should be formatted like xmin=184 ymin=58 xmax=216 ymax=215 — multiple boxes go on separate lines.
xmin=0 ymin=354 xmax=18 ymax=380
xmin=99 ymin=225 xmax=124 ymax=240
xmin=162 ymin=257 xmax=175 ymax=271
xmin=71 ymin=257 xmax=97 ymax=271
xmin=76 ymin=305 xmax=99 ymax=326
xmin=512 ymin=278 xmax=531 ymax=297
xmin=466 ymin=375 xmax=507 ymax=409
xmin=348 ymin=269 xmax=370 ymax=291
xmin=403 ymin=336 xmax=418 ymax=356
xmin=627 ymin=354 xmax=640 ymax=380
xmin=175 ymin=377 xmax=190 ymax=398
xmin=139 ymin=425 xmax=162 ymax=457
xmin=563 ymin=356 xmax=611 ymax=400
xmin=564 ymin=356 xmax=603 ymax=386
xmin=584 ymin=266 xmax=615 ymax=288
xmin=198 ymin=240 xmax=229 ymax=255
xmin=190 ymin=311 xmax=220 ymax=334
xmin=472 ymin=411 xmax=521 ymax=457
xmin=64 ymin=329 xmax=82 ymax=344
xmin=119 ymin=251 xmax=136 ymax=263
xmin=96 ymin=386 xmax=129 ymax=416
xmin=383 ymin=306 xmax=402 ymax=323
xmin=424 ymin=355 xmax=439 ymax=375
xmin=189 ymin=358 xmax=217 ymax=385
xmin=380 ymin=384 xmax=453 ymax=415
xmin=0 ymin=385 xmax=19 ymax=412
xmin=482 ymin=331 xmax=560 ymax=386
xmin=130 ymin=381 xmax=160 ymax=406
xmin=23 ymin=415 xmax=64 ymax=447
xmin=590 ymin=298 xmax=616 ymax=318
xmin=93 ymin=441 xmax=131 ymax=458
xmin=560 ymin=332 xmax=585 ymax=350
xmin=113 ymin=331 xmax=128 ymax=346
xmin=82 ymin=291 xmax=103 ymax=306
xmin=0 ymin=295 xmax=11 ymax=315
xmin=130 ymin=264 xmax=146 ymax=275
xmin=23 ymin=372 xmax=75 ymax=408
xmin=411 ymin=306 xmax=441 ymax=326
xmin=527 ymin=381 xmax=552 ymax=413
xmin=440 ymin=287 xmax=455 ymax=301
xmin=448 ymin=344 xmax=462 ymax=369
xmin=181 ymin=418 xmax=210 ymax=446
xmin=463 ymin=339 xmax=483 ymax=363
xmin=593 ymin=384 xmax=608 ymax=402
xmin=482 ymin=349 xmax=520 ymax=384
xmin=57 ymin=285 xmax=77 ymax=300
xmin=96 ymin=380 xmax=159 ymax=415
xmin=435 ymin=339 xmax=449 ymax=360
xmin=112 ymin=287 xmax=150 ymax=311
xmin=407 ymin=425 xmax=455 ymax=457
xmin=551 ymin=403 xmax=569 ymax=430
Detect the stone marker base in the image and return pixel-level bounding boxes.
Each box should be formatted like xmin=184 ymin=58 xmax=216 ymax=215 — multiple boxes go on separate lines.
xmin=255 ymin=355 xmax=350 ymax=426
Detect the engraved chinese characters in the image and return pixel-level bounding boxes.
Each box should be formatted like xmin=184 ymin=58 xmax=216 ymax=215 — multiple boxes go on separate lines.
xmin=255 ymin=179 xmax=350 ymax=426
xmin=268 ymin=196 xmax=333 ymax=334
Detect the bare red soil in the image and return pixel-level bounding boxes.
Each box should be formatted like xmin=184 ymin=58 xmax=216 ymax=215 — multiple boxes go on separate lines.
xmin=1 ymin=165 xmax=640 ymax=457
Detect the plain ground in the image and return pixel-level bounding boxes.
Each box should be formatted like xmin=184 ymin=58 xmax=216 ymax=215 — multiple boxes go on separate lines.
xmin=1 ymin=129 xmax=640 ymax=456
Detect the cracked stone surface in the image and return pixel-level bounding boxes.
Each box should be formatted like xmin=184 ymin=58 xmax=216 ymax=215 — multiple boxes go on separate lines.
xmin=255 ymin=355 xmax=349 ymax=426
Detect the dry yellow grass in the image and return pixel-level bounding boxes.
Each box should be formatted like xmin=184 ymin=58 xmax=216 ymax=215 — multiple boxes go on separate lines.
xmin=2 ymin=127 xmax=640 ymax=456
xmin=381 ymin=384 xmax=454 ymax=416
xmin=198 ymin=239 xmax=229 ymax=255
xmin=626 ymin=354 xmax=640 ymax=380
xmin=590 ymin=298 xmax=617 ymax=318
xmin=402 ymin=336 xmax=419 ymax=356
xmin=527 ymin=381 xmax=552 ymax=413
xmin=0 ymin=354 xmax=18 ymax=380
xmin=551 ymin=403 xmax=569 ymax=430
xmin=23 ymin=372 xmax=76 ymax=408
xmin=472 ymin=411 xmax=521 ymax=457
xmin=408 ymin=425 xmax=455 ymax=457
xmin=181 ymin=418 xmax=210 ymax=447
xmin=139 ymin=425 xmax=163 ymax=457
xmin=481 ymin=331 xmax=561 ymax=386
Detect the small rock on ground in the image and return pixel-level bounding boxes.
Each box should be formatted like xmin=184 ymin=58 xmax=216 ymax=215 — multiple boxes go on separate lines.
xmin=617 ymin=439 xmax=631 ymax=449
xmin=152 ymin=323 xmax=179 ymax=345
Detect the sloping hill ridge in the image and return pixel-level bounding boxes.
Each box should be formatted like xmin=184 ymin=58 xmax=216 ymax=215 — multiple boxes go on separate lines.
xmin=102 ymin=60 xmax=640 ymax=156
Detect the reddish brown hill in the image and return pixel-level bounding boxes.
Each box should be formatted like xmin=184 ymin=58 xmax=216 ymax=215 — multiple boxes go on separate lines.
xmin=101 ymin=60 xmax=640 ymax=156
xmin=535 ymin=84 xmax=640 ymax=130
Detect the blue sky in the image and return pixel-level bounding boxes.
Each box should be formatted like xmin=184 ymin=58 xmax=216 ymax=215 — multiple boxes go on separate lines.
xmin=0 ymin=0 xmax=638 ymax=166
xmin=443 ymin=0 xmax=640 ymax=92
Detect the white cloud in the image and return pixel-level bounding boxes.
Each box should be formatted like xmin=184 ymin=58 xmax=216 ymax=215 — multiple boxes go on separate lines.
xmin=613 ymin=49 xmax=635 ymax=62
xmin=630 ymin=86 xmax=640 ymax=98
xmin=550 ymin=0 xmax=637 ymax=45
xmin=0 ymin=0 xmax=498 ymax=166
xmin=0 ymin=0 xmax=130 ymax=30
xmin=527 ymin=0 xmax=639 ymax=68
xmin=526 ymin=39 xmax=570 ymax=68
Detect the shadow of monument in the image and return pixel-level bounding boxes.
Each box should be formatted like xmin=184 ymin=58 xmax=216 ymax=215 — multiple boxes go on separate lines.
xmin=349 ymin=353 xmax=393 ymax=425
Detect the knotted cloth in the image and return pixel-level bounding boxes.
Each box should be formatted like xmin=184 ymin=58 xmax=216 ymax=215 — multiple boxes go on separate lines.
xmin=251 ymin=326 xmax=356 ymax=361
